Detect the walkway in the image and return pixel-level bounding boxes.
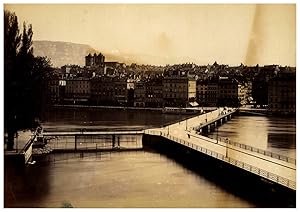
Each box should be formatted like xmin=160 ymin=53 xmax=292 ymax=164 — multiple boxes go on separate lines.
xmin=145 ymin=108 xmax=296 ymax=190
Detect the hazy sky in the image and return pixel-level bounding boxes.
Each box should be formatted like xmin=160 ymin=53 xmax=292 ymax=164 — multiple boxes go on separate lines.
xmin=4 ymin=4 xmax=296 ymax=66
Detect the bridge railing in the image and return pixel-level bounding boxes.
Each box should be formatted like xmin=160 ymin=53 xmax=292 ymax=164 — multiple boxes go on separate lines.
xmin=217 ymin=137 xmax=296 ymax=165
xmin=19 ymin=134 xmax=36 ymax=155
xmin=44 ymin=134 xmax=142 ymax=150
xmin=43 ymin=130 xmax=144 ymax=136
xmin=186 ymin=109 xmax=295 ymax=165
xmin=190 ymin=110 xmax=236 ymax=131
xmin=144 ymin=130 xmax=296 ymax=190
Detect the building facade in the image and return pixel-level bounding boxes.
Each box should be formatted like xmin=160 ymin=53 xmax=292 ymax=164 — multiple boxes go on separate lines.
xmin=134 ymin=81 xmax=146 ymax=107
xmin=145 ymin=78 xmax=163 ymax=107
xmin=196 ymin=80 xmax=208 ymax=106
xmin=45 ymin=75 xmax=60 ymax=104
xmin=64 ymin=78 xmax=91 ymax=104
xmin=217 ymin=77 xmax=239 ymax=107
xmin=268 ymin=71 xmax=296 ymax=114
xmin=207 ymin=81 xmax=218 ymax=107
xmin=90 ymin=76 xmax=130 ymax=106
xmin=252 ymin=65 xmax=278 ymax=107
xmin=163 ymin=76 xmax=196 ymax=107
xmin=196 ymin=77 xmax=241 ymax=107
xmin=238 ymin=82 xmax=252 ymax=106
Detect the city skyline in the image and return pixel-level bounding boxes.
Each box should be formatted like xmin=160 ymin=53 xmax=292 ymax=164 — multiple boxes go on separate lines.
xmin=3 ymin=3 xmax=296 ymax=208
xmin=4 ymin=4 xmax=296 ymax=66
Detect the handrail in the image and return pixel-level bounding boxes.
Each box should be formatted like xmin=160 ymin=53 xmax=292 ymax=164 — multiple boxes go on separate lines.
xmin=190 ymin=132 xmax=296 ymax=165
xmin=217 ymin=137 xmax=296 ymax=165
xmin=20 ymin=133 xmax=36 ymax=154
xmin=191 ymin=110 xmax=236 ymax=127
xmin=43 ymin=130 xmax=145 ymax=136
xmin=188 ymin=110 xmax=295 ymax=165
xmin=144 ymin=130 xmax=296 ymax=190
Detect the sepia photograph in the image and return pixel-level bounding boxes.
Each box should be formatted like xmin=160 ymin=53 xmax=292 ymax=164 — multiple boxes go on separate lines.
xmin=3 ymin=2 xmax=296 ymax=208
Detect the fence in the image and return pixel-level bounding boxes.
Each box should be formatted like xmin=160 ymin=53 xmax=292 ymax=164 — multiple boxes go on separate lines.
xmin=44 ymin=134 xmax=143 ymax=151
xmin=187 ymin=109 xmax=295 ymax=165
xmin=216 ymin=137 xmax=296 ymax=165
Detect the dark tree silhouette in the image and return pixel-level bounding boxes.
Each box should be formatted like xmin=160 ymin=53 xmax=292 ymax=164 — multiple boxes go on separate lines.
xmin=4 ymin=10 xmax=52 ymax=150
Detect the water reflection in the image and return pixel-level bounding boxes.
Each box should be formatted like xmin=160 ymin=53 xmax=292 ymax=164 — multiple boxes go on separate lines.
xmin=5 ymin=151 xmax=254 ymax=208
xmin=5 ymin=161 xmax=51 ymax=207
xmin=6 ymin=109 xmax=296 ymax=208
xmin=41 ymin=107 xmax=194 ymax=132
xmin=208 ymin=115 xmax=296 ymax=158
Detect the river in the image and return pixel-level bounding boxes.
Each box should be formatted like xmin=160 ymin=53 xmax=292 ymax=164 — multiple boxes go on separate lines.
xmin=5 ymin=151 xmax=255 ymax=208
xmin=40 ymin=107 xmax=194 ymax=132
xmin=5 ymin=107 xmax=296 ymax=207
xmin=207 ymin=115 xmax=296 ymax=159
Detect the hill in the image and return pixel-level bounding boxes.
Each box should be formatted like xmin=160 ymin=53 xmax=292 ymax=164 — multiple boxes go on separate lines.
xmin=33 ymin=40 xmax=147 ymax=67
xmin=33 ymin=40 xmax=99 ymax=67
xmin=33 ymin=40 xmax=197 ymax=67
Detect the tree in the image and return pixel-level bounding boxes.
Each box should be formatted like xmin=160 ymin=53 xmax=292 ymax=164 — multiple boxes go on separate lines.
xmin=4 ymin=10 xmax=21 ymax=151
xmin=4 ymin=10 xmax=52 ymax=150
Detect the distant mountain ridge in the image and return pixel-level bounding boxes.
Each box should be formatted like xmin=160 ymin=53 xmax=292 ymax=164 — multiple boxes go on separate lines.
xmin=33 ymin=40 xmax=198 ymax=67
xmin=33 ymin=40 xmax=99 ymax=67
xmin=33 ymin=40 xmax=148 ymax=67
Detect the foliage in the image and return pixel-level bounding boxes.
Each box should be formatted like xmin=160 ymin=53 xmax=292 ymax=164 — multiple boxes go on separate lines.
xmin=4 ymin=10 xmax=52 ymax=150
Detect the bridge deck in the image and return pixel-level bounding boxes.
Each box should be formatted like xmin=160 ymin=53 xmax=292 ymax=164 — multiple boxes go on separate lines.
xmin=145 ymin=109 xmax=296 ymax=190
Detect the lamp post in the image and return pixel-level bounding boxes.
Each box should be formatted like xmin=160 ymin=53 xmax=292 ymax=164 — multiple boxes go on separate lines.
xmin=15 ymin=132 xmax=18 ymax=153
xmin=185 ymin=119 xmax=188 ymax=131
xmin=167 ymin=125 xmax=169 ymax=135
xmin=225 ymin=138 xmax=229 ymax=158
xmin=216 ymin=125 xmax=218 ymax=143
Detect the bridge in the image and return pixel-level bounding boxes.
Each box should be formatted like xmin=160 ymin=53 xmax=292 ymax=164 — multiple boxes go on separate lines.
xmin=40 ymin=107 xmax=295 ymax=191
xmin=144 ymin=108 xmax=296 ymax=191
xmin=237 ymin=107 xmax=268 ymax=116
xmin=4 ymin=130 xmax=38 ymax=165
xmin=42 ymin=130 xmax=144 ymax=151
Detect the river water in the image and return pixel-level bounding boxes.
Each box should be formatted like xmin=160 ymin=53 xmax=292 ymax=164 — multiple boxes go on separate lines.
xmin=207 ymin=115 xmax=296 ymax=159
xmin=6 ymin=151 xmax=254 ymax=208
xmin=40 ymin=107 xmax=193 ymax=132
xmin=5 ymin=107 xmax=296 ymax=208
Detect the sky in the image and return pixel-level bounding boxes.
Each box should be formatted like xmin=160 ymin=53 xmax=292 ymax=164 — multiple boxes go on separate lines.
xmin=4 ymin=4 xmax=296 ymax=66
